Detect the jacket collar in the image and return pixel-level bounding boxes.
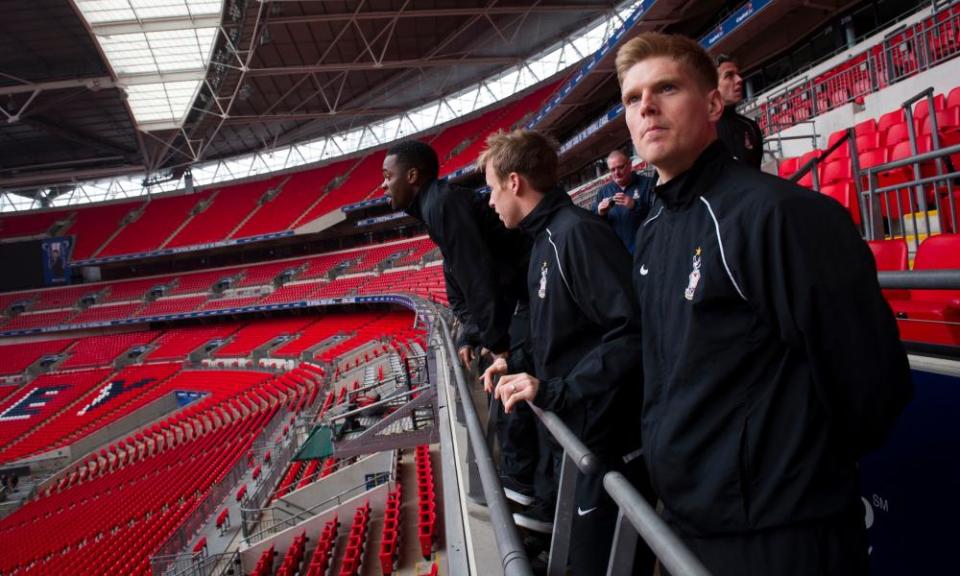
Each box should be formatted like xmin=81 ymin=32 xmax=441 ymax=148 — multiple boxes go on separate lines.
xmin=654 ymin=140 xmax=728 ymax=211
xmin=404 ymin=177 xmax=440 ymax=220
xmin=518 ymin=189 xmax=572 ymax=238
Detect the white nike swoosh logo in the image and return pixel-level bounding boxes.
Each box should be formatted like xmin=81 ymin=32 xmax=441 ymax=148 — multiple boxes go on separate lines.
xmin=639 ymin=265 xmax=649 ymax=276
xmin=577 ymin=506 xmax=597 ymax=516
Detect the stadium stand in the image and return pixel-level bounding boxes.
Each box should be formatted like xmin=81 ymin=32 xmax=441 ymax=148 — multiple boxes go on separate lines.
xmin=0 ymin=363 xmax=182 ymax=463
xmin=97 ymin=192 xmax=213 ymax=257
xmin=0 ymin=368 xmax=114 ymax=452
xmin=69 ymin=202 xmax=143 ymax=261
xmin=133 ymin=295 xmax=208 ymax=318
xmin=146 ymin=324 xmax=242 ymax=361
xmin=0 ymin=208 xmax=69 ymax=239
xmin=57 ymin=331 xmax=156 ymax=370
xmin=212 ymin=317 xmax=315 ymax=358
xmin=69 ymin=302 xmax=144 ymax=325
xmin=235 ymin=159 xmax=352 ymax=237
xmin=0 ymin=338 xmax=72 ymax=376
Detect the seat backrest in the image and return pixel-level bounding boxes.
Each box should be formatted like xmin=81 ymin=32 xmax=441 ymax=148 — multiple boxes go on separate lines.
xmin=822 ymin=158 xmax=853 ymax=184
xmin=947 ymin=86 xmax=960 ymax=111
xmin=854 ymin=118 xmax=878 ymax=137
xmin=890 ymin=140 xmax=920 ymax=162
xmin=822 ymin=182 xmax=860 ymax=225
xmin=914 ymin=94 xmax=946 ymax=120
xmin=778 ymin=157 xmax=799 ymax=178
xmin=826 ymin=131 xmax=851 ymax=158
xmin=796 ymin=150 xmax=823 ymax=188
xmin=856 ymin=132 xmax=883 ymax=152
xmin=878 ymin=109 xmax=906 ymax=135
xmin=886 ymin=121 xmax=923 ymax=147
xmin=867 ymin=239 xmax=908 ymax=271
xmin=921 ymin=107 xmax=960 ymax=135
xmin=858 ymin=148 xmax=889 ymax=170
xmin=911 ymin=234 xmax=960 ymax=303
xmin=827 ymin=129 xmax=848 ymax=148
xmin=914 ymin=234 xmax=960 ymax=269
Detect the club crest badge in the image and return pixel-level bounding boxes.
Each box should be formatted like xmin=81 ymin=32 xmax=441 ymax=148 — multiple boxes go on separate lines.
xmin=684 ymin=247 xmax=702 ymax=301
xmin=744 ymin=132 xmax=754 ymax=150
xmin=538 ymin=261 xmax=549 ymax=299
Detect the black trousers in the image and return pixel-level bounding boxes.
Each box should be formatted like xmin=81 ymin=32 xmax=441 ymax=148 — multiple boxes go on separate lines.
xmin=567 ymin=452 xmax=657 ymax=576
xmin=495 ymin=398 xmax=540 ymax=485
xmin=667 ymin=497 xmax=870 ymax=576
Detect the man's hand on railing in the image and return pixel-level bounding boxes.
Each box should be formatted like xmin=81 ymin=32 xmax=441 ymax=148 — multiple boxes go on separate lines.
xmin=494 ymin=372 xmax=540 ymax=413
xmin=457 ymin=345 xmax=475 ymax=368
xmin=479 ymin=356 xmax=509 ymax=393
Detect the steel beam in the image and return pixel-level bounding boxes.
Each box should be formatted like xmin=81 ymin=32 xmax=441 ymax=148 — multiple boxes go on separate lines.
xmin=246 ymin=57 xmax=521 ymax=76
xmin=263 ymin=5 xmax=608 ymax=25
xmin=221 ymin=108 xmax=403 ymax=124
xmin=0 ymin=77 xmax=115 ymax=97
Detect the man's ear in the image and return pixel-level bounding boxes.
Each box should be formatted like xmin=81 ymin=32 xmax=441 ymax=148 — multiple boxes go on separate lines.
xmin=706 ymin=88 xmax=724 ymax=123
xmin=406 ymin=166 xmax=419 ymax=185
xmin=509 ymin=172 xmax=522 ymax=196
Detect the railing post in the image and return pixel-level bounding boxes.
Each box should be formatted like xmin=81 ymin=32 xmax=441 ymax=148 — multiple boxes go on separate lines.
xmin=603 ymin=471 xmax=712 ymax=576
xmin=547 ymin=453 xmax=579 ymax=576
xmin=606 ymin=510 xmax=639 ymax=576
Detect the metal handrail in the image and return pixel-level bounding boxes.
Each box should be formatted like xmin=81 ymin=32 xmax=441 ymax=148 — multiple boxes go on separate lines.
xmin=525 ymin=406 xmax=711 ymax=576
xmin=864 ymin=142 xmax=960 ymax=174
xmin=438 ymin=315 xmax=534 ymax=576
xmin=877 ymin=270 xmax=960 ymax=289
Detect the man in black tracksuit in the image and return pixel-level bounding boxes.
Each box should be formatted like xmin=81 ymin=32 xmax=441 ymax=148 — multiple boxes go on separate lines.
xmin=715 ymin=55 xmax=764 ymax=168
xmin=382 ymin=141 xmax=542 ymax=508
xmin=479 ymin=129 xmax=654 ymax=575
xmin=617 ymin=33 xmax=912 ymax=575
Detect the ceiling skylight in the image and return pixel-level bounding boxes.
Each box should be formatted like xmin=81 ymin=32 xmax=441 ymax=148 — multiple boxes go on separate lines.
xmin=74 ymin=0 xmax=223 ymax=130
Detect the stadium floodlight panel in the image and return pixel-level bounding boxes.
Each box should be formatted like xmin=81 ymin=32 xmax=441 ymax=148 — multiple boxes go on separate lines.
xmin=2 ymin=1 xmax=643 ymax=212
xmin=74 ymin=0 xmax=222 ymax=129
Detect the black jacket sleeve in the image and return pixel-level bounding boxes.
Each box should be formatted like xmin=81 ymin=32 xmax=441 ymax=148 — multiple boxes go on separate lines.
xmin=749 ymin=192 xmax=912 ymax=457
xmin=439 ymin=192 xmax=512 ymax=354
xmin=444 ymin=263 xmax=480 ymax=350
xmin=533 ymin=219 xmax=643 ymax=412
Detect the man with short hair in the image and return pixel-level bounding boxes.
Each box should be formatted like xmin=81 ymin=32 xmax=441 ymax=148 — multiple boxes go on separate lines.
xmin=616 ymin=32 xmax=912 ymax=575
xmin=592 ymin=149 xmax=655 ymax=253
xmin=479 ymin=129 xmax=653 ymax=575
xmin=381 ymin=141 xmax=542 ymax=509
xmin=714 ymin=54 xmax=764 ymax=168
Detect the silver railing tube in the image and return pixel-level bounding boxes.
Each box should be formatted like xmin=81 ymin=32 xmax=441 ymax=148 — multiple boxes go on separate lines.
xmin=437 ymin=315 xmax=534 ymax=576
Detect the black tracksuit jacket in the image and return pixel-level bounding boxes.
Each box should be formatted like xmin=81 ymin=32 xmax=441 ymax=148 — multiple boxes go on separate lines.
xmin=716 ymin=105 xmax=764 ymax=168
xmin=517 ymin=191 xmax=644 ymax=462
xmin=407 ymin=179 xmax=529 ymax=354
xmin=633 ymin=141 xmax=912 ymax=536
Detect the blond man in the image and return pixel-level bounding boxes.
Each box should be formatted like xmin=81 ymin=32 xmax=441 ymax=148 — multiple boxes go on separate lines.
xmin=617 ymin=32 xmax=911 ymax=576
xmin=478 ymin=129 xmax=653 ymax=575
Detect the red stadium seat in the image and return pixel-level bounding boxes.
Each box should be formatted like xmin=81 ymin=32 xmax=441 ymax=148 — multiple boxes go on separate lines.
xmin=913 ymin=94 xmax=946 ymax=121
xmin=821 ymin=182 xmax=861 ymax=226
xmin=888 ymin=234 xmax=960 ymax=346
xmin=796 ymin=149 xmax=824 ymax=189
xmin=778 ymin=157 xmax=799 ymax=179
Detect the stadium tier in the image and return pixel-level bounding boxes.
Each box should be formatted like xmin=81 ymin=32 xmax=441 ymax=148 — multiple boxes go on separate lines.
xmin=0 ymin=78 xmax=554 ymax=263
xmin=756 ymin=6 xmax=960 ymax=134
